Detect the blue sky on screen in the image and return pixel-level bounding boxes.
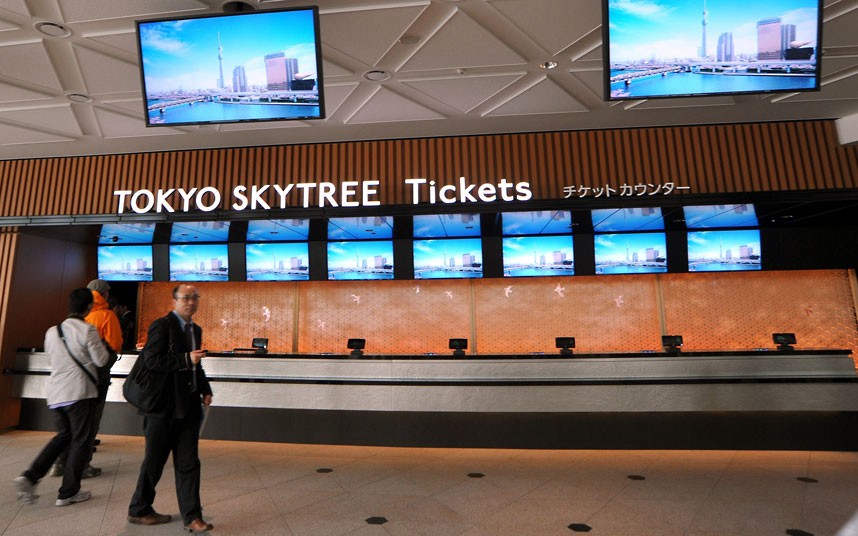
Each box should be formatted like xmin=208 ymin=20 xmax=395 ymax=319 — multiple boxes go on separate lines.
xmin=246 ymin=219 xmax=310 ymax=241
xmin=683 ymin=204 xmax=758 ymax=228
xmin=98 ymin=245 xmax=152 ymax=269
xmin=246 ymin=242 xmax=309 ymax=269
xmin=607 ymin=0 xmax=819 ymax=63
xmin=328 ymin=241 xmax=394 ymax=268
xmin=503 ymin=236 xmax=574 ymax=265
xmin=501 ymin=210 xmax=572 ymax=235
xmin=98 ymin=223 xmax=156 ymax=244
xmin=594 ymin=232 xmax=667 ymax=262
xmin=688 ymin=229 xmax=761 ymax=259
xmin=170 ymin=244 xmax=229 ymax=271
xmin=413 ymin=238 xmax=483 ymax=267
xmin=139 ymin=9 xmax=319 ymax=93
xmin=592 ymin=208 xmax=664 ymax=232
xmin=413 ymin=214 xmax=481 ymax=238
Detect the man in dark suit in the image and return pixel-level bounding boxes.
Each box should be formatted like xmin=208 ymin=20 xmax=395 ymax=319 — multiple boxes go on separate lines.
xmin=127 ymin=284 xmax=214 ymax=533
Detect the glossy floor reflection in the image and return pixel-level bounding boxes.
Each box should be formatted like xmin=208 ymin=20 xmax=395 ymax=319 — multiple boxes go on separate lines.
xmin=2 ymin=430 xmax=858 ymax=535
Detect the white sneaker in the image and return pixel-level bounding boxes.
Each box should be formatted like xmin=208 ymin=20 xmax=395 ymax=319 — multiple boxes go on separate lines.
xmin=55 ymin=490 xmax=91 ymax=506
xmin=13 ymin=476 xmax=38 ymax=504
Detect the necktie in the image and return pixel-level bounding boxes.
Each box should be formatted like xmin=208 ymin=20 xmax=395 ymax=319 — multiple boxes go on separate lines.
xmin=185 ymin=322 xmax=198 ymax=392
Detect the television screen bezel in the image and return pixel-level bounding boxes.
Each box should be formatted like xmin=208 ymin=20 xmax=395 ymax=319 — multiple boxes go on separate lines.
xmin=135 ymin=6 xmax=325 ymax=128
xmin=601 ymin=0 xmax=823 ymax=101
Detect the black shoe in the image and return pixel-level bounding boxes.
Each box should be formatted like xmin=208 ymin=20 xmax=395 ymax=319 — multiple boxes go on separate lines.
xmin=128 ymin=512 xmax=172 ymax=525
xmin=93 ymin=438 xmax=101 ymax=446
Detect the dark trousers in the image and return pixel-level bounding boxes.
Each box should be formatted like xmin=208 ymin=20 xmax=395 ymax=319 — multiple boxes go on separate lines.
xmin=128 ymin=402 xmax=203 ymax=524
xmin=23 ymin=398 xmax=95 ymax=500
xmin=57 ymin=372 xmax=108 ymax=466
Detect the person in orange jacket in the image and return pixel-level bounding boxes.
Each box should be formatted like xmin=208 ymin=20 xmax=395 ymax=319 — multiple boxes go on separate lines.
xmin=49 ymin=279 xmax=122 ymax=478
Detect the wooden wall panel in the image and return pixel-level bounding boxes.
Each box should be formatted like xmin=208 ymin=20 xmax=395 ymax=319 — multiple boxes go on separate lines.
xmin=0 ymin=120 xmax=856 ymax=219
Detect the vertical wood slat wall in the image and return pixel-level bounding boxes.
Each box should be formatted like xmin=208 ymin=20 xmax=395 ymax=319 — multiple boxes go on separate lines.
xmin=0 ymin=120 xmax=856 ymax=220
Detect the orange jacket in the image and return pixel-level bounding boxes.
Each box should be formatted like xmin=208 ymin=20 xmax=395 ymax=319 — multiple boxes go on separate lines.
xmin=85 ymin=290 xmax=123 ymax=353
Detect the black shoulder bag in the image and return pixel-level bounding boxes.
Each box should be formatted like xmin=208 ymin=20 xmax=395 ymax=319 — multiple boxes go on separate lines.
xmin=56 ymin=322 xmax=99 ymax=387
xmin=122 ymin=322 xmax=173 ymax=413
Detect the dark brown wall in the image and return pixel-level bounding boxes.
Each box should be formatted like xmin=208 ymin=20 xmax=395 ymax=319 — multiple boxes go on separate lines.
xmin=1 ymin=121 xmax=857 ymax=219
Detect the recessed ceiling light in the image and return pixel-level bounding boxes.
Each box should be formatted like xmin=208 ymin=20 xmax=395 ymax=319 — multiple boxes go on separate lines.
xmin=363 ymin=69 xmax=392 ymax=82
xmin=34 ymin=21 xmax=71 ymax=38
xmin=66 ymin=93 xmax=93 ymax=103
xmin=539 ymin=61 xmax=558 ymax=70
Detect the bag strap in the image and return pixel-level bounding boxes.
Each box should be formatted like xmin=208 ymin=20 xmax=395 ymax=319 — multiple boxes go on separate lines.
xmin=56 ymin=321 xmax=99 ymax=387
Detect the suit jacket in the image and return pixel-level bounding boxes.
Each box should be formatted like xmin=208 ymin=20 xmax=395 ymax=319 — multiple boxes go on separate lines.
xmin=139 ymin=312 xmax=212 ymax=419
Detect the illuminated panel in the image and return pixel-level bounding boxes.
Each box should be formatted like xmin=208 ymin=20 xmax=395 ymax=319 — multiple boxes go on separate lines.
xmin=97 ymin=245 xmax=153 ymax=281
xmin=503 ymin=235 xmax=574 ymax=277
xmin=170 ymin=244 xmax=229 ymax=281
xmin=595 ymin=232 xmax=667 ymax=274
xmin=246 ymin=242 xmax=309 ymax=281
xmin=688 ymin=229 xmax=762 ymax=272
xmin=413 ymin=237 xmax=483 ymax=279
xmin=327 ymin=240 xmax=394 ymax=280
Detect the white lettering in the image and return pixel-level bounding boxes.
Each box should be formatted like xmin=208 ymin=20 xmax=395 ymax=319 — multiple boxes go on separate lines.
xmin=458 ymin=176 xmax=477 ymax=203
xmin=114 ymin=190 xmax=132 ymax=214
xmin=439 ymin=184 xmax=457 ymax=204
xmin=131 ymin=190 xmax=155 ymax=214
xmin=515 ymin=181 xmax=533 ymax=201
xmin=478 ymin=183 xmax=497 ymax=202
xmin=341 ymin=181 xmax=359 ymax=207
xmin=498 ymin=178 xmax=515 ymax=202
xmin=404 ymin=178 xmax=425 ymax=204
xmin=155 ymin=189 xmax=176 ymax=213
xmin=272 ymin=184 xmax=294 ymax=209
xmin=318 ymin=182 xmax=338 ymax=208
xmin=176 ymin=188 xmax=197 ymax=212
xmin=362 ymin=180 xmax=380 ymax=206
xmin=250 ymin=185 xmax=271 ymax=210
xmin=196 ymin=186 xmax=221 ymax=212
xmin=232 ymin=186 xmax=248 ymax=210
xmin=294 ymin=183 xmax=316 ymax=208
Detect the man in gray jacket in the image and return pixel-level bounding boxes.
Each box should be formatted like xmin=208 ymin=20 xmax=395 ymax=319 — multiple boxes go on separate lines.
xmin=13 ymin=287 xmax=110 ymax=506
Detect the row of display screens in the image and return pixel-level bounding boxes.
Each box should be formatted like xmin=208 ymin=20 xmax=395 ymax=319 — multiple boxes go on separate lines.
xmin=97 ymin=205 xmax=761 ymax=281
xmin=99 ymin=205 xmax=759 ymax=246
xmin=98 ymin=231 xmax=762 ymax=282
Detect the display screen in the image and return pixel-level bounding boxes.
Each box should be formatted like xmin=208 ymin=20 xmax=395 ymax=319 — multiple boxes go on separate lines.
xmin=246 ymin=242 xmax=309 ymax=281
xmin=594 ymin=232 xmax=667 ymax=274
xmin=592 ymin=207 xmax=665 ymax=232
xmin=688 ymin=229 xmax=762 ymax=271
xmin=683 ymin=204 xmax=758 ymax=228
xmin=246 ymin=218 xmax=310 ymax=241
xmin=98 ymin=223 xmax=156 ymax=244
xmin=328 ymin=216 xmax=393 ymax=240
xmin=97 ymin=245 xmax=153 ymax=281
xmin=136 ymin=7 xmax=324 ymax=127
xmin=413 ymin=213 xmax=481 ymax=238
xmin=502 ymin=210 xmax=572 ymax=235
xmin=169 ymin=244 xmax=229 ymax=281
xmin=170 ymin=221 xmax=230 ymax=243
xmin=604 ymin=0 xmax=821 ymax=100
xmin=327 ymin=241 xmax=394 ymax=280
xmin=413 ymin=238 xmax=483 ymax=279
xmin=503 ymin=236 xmax=574 ymax=277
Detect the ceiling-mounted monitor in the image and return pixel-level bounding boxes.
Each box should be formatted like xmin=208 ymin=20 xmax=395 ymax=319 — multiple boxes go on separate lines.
xmin=170 ymin=221 xmax=230 ymax=243
xmin=595 ymin=233 xmax=667 ymax=274
xmin=413 ymin=213 xmax=481 ymax=238
xmin=501 ymin=210 xmax=572 ymax=236
xmin=688 ymin=229 xmax=762 ymax=271
xmin=503 ymin=236 xmax=574 ymax=277
xmin=683 ymin=204 xmax=758 ymax=228
xmin=592 ymin=207 xmax=664 ymax=232
xmin=327 ymin=241 xmax=394 ymax=280
xmin=413 ymin=238 xmax=483 ymax=280
xmin=136 ymin=6 xmax=324 ymax=127
xmin=98 ymin=223 xmax=156 ymax=244
xmin=603 ymin=0 xmax=821 ymax=101
xmin=246 ymin=242 xmax=309 ymax=281
xmin=169 ymin=244 xmax=229 ymax=281
xmin=97 ymin=245 xmax=153 ymax=281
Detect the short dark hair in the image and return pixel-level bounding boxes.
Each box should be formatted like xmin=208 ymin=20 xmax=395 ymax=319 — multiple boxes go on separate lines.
xmin=68 ymin=287 xmax=93 ymax=315
xmin=172 ymin=284 xmax=184 ymax=299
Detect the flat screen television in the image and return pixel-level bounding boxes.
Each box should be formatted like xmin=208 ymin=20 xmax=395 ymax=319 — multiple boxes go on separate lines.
xmin=688 ymin=229 xmax=762 ymax=271
xmin=169 ymin=244 xmax=229 ymax=281
xmin=170 ymin=221 xmax=230 ymax=243
xmin=502 ymin=210 xmax=572 ymax=235
xmin=97 ymin=245 xmax=153 ymax=281
xmin=246 ymin=242 xmax=309 ymax=281
xmin=98 ymin=223 xmax=156 ymax=244
xmin=503 ymin=236 xmax=574 ymax=277
xmin=413 ymin=238 xmax=483 ymax=279
xmin=328 ymin=216 xmax=393 ymax=240
xmin=136 ymin=6 xmax=324 ymax=127
xmin=413 ymin=213 xmax=481 ymax=238
xmin=683 ymin=204 xmax=758 ymax=228
xmin=603 ymin=0 xmax=821 ymax=100
xmin=327 ymin=241 xmax=394 ymax=280
xmin=594 ymin=232 xmax=667 ymax=274
xmin=246 ymin=218 xmax=310 ymax=241
xmin=592 ymin=207 xmax=664 ymax=232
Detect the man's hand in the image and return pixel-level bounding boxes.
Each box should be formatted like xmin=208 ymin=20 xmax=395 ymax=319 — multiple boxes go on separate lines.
xmin=189 ymin=349 xmax=207 ymax=365
xmin=202 ymin=394 xmax=212 ymax=407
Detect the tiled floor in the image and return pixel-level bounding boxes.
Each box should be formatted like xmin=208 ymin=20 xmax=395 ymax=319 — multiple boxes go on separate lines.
xmin=1 ymin=430 xmax=858 ymax=535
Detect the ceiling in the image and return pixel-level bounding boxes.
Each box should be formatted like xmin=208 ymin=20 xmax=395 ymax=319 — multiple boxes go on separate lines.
xmin=1 ymin=0 xmax=858 ymax=162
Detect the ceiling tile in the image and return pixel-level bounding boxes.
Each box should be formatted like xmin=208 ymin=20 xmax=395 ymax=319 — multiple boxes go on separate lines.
xmin=0 ymin=80 xmax=54 ymax=103
xmin=0 ymin=42 xmax=63 ymax=91
xmin=486 ymin=78 xmax=588 ymax=116
xmin=0 ymin=0 xmax=29 ymax=19
xmin=321 ymin=5 xmax=425 ymax=67
xmin=73 ymin=44 xmax=145 ymax=95
xmin=403 ymin=74 xmax=524 ymax=113
xmin=56 ymin=0 xmax=207 ymax=24
xmin=490 ymin=0 xmax=600 ymax=56
xmin=94 ymin=106 xmax=182 ymax=138
xmin=0 ymin=104 xmax=82 ymax=136
xmin=348 ymin=86 xmax=444 ymax=124
xmin=401 ymin=9 xmax=525 ymax=72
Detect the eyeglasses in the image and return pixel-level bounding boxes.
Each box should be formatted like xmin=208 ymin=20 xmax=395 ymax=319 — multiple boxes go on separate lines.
xmin=175 ymin=294 xmax=200 ymax=302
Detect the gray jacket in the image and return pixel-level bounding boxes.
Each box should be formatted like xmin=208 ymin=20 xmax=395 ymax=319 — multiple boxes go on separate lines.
xmin=44 ymin=317 xmax=110 ymax=407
